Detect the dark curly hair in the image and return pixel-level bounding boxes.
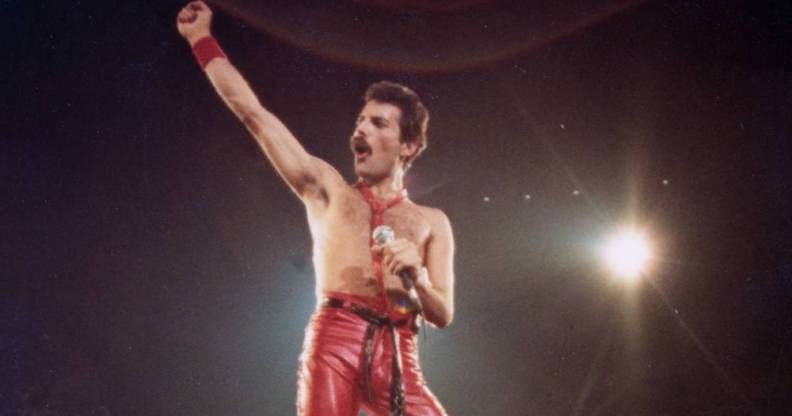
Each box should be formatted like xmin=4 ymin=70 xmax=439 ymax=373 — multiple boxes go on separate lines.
xmin=364 ymin=81 xmax=429 ymax=168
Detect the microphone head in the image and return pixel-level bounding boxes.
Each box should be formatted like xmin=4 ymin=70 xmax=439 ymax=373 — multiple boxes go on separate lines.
xmin=372 ymin=225 xmax=395 ymax=245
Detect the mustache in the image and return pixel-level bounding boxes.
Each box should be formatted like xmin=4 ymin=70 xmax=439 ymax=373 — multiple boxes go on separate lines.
xmin=350 ymin=136 xmax=371 ymax=154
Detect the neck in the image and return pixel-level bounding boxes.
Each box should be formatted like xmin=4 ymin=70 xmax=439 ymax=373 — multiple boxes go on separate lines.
xmin=358 ymin=170 xmax=405 ymax=200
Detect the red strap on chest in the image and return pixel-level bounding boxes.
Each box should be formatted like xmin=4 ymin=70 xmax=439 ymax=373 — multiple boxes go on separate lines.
xmin=355 ymin=182 xmax=407 ymax=312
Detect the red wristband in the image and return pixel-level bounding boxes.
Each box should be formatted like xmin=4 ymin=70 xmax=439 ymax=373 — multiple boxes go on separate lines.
xmin=191 ymin=36 xmax=227 ymax=68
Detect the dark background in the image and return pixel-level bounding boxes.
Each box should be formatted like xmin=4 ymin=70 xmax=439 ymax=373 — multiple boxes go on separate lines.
xmin=3 ymin=0 xmax=792 ymax=415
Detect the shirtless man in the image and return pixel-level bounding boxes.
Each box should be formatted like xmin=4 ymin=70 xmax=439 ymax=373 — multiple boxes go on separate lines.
xmin=177 ymin=2 xmax=454 ymax=415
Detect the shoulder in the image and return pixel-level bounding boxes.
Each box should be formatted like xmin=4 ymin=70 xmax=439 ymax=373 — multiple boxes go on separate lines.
xmin=302 ymin=158 xmax=349 ymax=204
xmin=313 ymin=157 xmax=347 ymax=189
xmin=413 ymin=203 xmax=452 ymax=236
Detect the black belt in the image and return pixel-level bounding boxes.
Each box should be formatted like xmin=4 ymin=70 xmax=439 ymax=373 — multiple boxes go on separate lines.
xmin=321 ymin=297 xmax=413 ymax=416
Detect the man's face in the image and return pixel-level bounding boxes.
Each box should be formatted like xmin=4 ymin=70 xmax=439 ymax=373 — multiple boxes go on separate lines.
xmin=350 ymin=100 xmax=408 ymax=180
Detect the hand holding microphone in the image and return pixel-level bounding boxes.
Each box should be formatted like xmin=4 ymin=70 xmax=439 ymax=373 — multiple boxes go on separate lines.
xmin=372 ymin=225 xmax=424 ymax=312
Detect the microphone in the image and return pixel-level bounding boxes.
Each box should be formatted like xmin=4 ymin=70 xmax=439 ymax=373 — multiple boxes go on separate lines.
xmin=372 ymin=225 xmax=423 ymax=313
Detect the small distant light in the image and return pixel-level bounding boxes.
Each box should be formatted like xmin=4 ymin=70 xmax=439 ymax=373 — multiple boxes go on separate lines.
xmin=524 ymin=194 xmax=532 ymax=200
xmin=560 ymin=123 xmax=566 ymax=129
xmin=483 ymin=196 xmax=490 ymax=203
xmin=662 ymin=179 xmax=669 ymax=185
xmin=572 ymin=190 xmax=580 ymax=196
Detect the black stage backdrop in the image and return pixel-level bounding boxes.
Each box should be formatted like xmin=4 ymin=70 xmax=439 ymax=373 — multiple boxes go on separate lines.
xmin=3 ymin=1 xmax=792 ymax=415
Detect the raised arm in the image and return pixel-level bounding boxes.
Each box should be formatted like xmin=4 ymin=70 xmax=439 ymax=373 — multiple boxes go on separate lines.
xmin=176 ymin=1 xmax=340 ymax=200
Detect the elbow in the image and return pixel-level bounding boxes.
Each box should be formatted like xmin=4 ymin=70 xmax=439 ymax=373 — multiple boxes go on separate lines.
xmin=431 ymin=308 xmax=454 ymax=329
xmin=442 ymin=309 xmax=454 ymax=328
xmin=433 ymin=319 xmax=450 ymax=329
xmin=237 ymin=105 xmax=267 ymax=136
xmin=225 ymin=94 xmax=267 ymax=132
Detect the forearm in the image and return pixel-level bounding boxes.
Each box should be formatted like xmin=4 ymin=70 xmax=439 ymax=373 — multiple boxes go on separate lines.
xmin=205 ymin=60 xmax=259 ymax=116
xmin=415 ymin=269 xmax=453 ymax=328
xmin=201 ymin=54 xmax=270 ymax=133
xmin=197 ymin=43 xmax=308 ymax=158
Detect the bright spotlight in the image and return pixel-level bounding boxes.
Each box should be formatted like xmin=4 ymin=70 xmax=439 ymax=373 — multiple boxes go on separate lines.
xmin=602 ymin=229 xmax=652 ymax=280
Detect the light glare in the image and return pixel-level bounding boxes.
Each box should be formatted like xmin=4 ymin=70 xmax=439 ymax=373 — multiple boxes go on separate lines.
xmin=603 ymin=230 xmax=651 ymax=280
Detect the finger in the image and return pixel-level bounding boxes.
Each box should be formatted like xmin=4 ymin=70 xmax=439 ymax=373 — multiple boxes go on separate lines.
xmin=391 ymin=240 xmax=415 ymax=256
xmin=381 ymin=242 xmax=397 ymax=257
xmin=389 ymin=239 xmax=407 ymax=249
xmin=392 ymin=242 xmax=413 ymax=256
xmin=389 ymin=246 xmax=414 ymax=263
xmin=383 ymin=252 xmax=394 ymax=270
xmin=388 ymin=258 xmax=400 ymax=276
xmin=387 ymin=241 xmax=403 ymax=252
xmin=177 ymin=11 xmax=194 ymax=23
xmin=389 ymin=256 xmax=403 ymax=276
xmin=179 ymin=7 xmax=197 ymax=20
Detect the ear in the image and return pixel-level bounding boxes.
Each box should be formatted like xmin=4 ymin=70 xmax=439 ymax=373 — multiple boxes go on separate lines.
xmin=399 ymin=140 xmax=419 ymax=161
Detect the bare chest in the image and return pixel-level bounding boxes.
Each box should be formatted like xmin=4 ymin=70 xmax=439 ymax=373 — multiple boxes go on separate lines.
xmin=306 ymin=186 xmax=433 ymax=296
xmin=332 ymin=191 xmax=432 ymax=253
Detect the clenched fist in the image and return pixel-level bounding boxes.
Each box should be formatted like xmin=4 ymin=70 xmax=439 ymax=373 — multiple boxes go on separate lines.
xmin=372 ymin=238 xmax=423 ymax=284
xmin=177 ymin=1 xmax=213 ymax=45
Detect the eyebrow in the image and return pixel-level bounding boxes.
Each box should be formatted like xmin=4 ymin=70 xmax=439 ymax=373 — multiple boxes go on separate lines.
xmin=371 ymin=116 xmax=388 ymax=125
xmin=356 ymin=113 xmax=392 ymax=127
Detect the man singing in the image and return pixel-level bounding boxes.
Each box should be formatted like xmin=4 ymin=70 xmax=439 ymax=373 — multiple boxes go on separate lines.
xmin=177 ymin=2 xmax=454 ymax=415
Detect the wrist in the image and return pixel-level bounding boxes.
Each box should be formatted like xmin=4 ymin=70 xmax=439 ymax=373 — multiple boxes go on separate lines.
xmin=191 ymin=35 xmax=227 ymax=68
xmin=187 ymin=32 xmax=212 ymax=47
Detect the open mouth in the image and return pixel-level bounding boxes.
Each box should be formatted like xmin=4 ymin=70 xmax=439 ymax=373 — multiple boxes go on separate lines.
xmin=351 ymin=137 xmax=372 ymax=157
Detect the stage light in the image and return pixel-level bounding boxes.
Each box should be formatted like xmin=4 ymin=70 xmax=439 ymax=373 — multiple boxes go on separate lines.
xmin=602 ymin=229 xmax=652 ymax=280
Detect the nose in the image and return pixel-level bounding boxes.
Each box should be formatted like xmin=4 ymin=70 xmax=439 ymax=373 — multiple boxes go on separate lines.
xmin=354 ymin=117 xmax=373 ymax=138
xmin=353 ymin=126 xmax=365 ymax=139
xmin=353 ymin=126 xmax=366 ymax=140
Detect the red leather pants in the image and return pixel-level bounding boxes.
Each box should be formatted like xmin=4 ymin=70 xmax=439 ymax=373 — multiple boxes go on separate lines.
xmin=296 ymin=292 xmax=447 ymax=416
